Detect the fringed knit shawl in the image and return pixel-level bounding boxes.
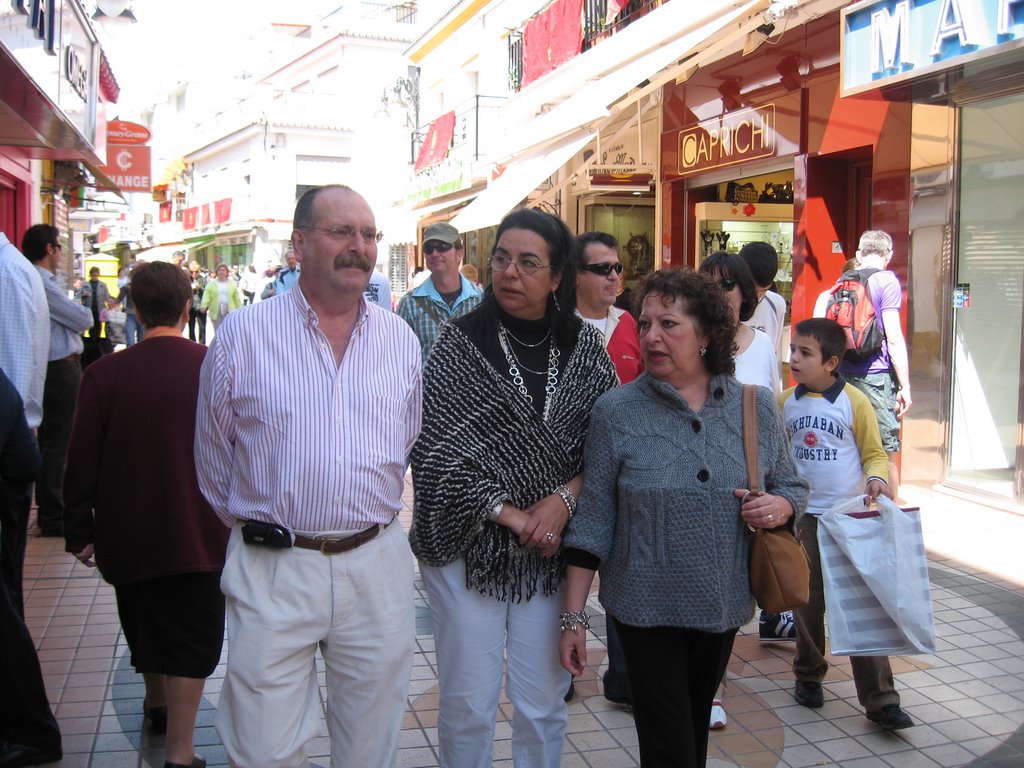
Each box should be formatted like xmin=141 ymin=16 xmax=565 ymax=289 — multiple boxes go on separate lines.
xmin=409 ymin=321 xmax=618 ymax=602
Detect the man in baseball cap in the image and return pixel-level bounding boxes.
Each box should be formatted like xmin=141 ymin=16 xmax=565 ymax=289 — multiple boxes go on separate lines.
xmin=397 ymin=222 xmax=482 ymax=361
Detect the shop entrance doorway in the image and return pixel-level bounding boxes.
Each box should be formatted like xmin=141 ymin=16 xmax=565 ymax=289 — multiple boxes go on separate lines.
xmin=948 ymin=93 xmax=1024 ymax=503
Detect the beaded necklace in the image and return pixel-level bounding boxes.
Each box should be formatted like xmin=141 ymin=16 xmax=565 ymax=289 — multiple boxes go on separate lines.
xmin=497 ymin=323 xmax=560 ymax=417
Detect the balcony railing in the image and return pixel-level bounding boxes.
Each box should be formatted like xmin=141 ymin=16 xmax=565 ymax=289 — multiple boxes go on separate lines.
xmin=508 ymin=0 xmax=669 ymax=91
xmin=413 ymin=95 xmax=505 ymax=167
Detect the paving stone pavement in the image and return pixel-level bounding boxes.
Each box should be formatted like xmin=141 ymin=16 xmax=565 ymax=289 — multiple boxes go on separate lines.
xmin=21 ymin=480 xmax=1024 ymax=767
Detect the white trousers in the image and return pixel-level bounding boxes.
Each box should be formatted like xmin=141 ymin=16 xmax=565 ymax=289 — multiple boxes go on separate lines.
xmin=216 ymin=523 xmax=415 ymax=768
xmin=421 ymin=559 xmax=569 ymax=768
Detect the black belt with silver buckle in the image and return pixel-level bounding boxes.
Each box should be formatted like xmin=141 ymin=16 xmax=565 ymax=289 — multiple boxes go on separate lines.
xmin=292 ymin=522 xmax=387 ymax=555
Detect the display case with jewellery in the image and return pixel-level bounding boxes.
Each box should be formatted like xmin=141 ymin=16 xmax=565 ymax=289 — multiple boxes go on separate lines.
xmin=693 ymin=202 xmax=794 ymax=325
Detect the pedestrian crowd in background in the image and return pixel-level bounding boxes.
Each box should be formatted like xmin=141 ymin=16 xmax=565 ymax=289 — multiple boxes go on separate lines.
xmin=0 ymin=184 xmax=916 ymax=768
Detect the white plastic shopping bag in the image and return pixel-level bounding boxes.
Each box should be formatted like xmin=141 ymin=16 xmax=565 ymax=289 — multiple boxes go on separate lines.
xmin=818 ymin=495 xmax=936 ymax=656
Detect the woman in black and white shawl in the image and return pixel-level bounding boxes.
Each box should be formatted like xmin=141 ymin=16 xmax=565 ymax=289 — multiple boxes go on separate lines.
xmin=409 ymin=209 xmax=618 ymax=768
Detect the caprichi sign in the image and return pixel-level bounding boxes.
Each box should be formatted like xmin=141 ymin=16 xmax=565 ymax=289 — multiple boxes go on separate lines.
xmin=677 ymin=105 xmax=776 ymax=175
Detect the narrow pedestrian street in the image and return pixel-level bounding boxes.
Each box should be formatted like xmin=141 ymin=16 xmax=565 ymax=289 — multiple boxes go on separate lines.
xmin=23 ymin=478 xmax=1024 ymax=768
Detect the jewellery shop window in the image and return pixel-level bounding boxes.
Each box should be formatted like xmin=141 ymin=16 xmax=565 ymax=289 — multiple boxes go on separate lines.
xmin=583 ymin=199 xmax=656 ymax=290
xmin=692 ymin=171 xmax=794 ymax=325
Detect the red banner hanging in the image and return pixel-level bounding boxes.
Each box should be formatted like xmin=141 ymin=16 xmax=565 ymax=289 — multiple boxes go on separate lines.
xmin=159 ymin=201 xmax=172 ymax=223
xmin=183 ymin=207 xmax=198 ymax=231
xmin=201 ymin=204 xmax=211 ymax=227
xmin=214 ymin=198 xmax=232 ymax=224
xmin=414 ymin=111 xmax=457 ymax=173
xmin=522 ymin=0 xmax=583 ymax=88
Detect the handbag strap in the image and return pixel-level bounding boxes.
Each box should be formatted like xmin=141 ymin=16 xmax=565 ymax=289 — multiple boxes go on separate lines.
xmin=742 ymin=384 xmax=761 ymax=495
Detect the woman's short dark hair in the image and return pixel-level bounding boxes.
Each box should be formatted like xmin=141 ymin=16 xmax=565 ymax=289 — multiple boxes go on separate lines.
xmin=793 ymin=318 xmax=847 ymax=363
xmin=132 ymin=261 xmax=192 ymax=328
xmin=633 ymin=268 xmax=736 ymax=377
xmin=698 ymin=250 xmax=758 ymax=322
xmin=486 ymin=208 xmax=581 ymax=347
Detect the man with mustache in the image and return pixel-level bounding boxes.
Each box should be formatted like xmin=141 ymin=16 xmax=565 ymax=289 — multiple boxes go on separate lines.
xmin=195 ymin=185 xmax=422 ymax=768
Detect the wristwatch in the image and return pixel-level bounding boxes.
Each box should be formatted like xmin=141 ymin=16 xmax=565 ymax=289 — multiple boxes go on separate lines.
xmin=488 ymin=502 xmax=504 ymax=522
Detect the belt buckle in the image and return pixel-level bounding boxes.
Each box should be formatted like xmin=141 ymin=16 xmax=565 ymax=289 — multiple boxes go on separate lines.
xmin=320 ymin=538 xmax=335 ymax=555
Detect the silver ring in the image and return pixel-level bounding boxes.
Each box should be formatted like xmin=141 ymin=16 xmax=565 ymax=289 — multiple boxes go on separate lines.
xmin=767 ymin=514 xmax=773 ymax=523
xmin=545 ymin=531 xmax=555 ymax=541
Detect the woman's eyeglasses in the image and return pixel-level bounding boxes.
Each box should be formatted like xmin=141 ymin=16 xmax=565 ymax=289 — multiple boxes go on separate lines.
xmin=580 ymin=262 xmax=623 ymax=277
xmin=490 ymin=253 xmax=552 ymax=276
xmin=423 ymin=242 xmax=454 ymax=255
xmin=717 ymin=278 xmax=737 ymax=291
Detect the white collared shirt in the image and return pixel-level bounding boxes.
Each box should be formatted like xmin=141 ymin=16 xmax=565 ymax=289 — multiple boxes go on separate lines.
xmin=195 ymin=286 xmax=422 ymax=531
xmin=0 ymin=233 xmax=49 ymax=427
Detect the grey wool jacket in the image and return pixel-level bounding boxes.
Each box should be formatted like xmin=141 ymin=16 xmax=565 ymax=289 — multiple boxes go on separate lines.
xmin=563 ymin=372 xmax=809 ymax=633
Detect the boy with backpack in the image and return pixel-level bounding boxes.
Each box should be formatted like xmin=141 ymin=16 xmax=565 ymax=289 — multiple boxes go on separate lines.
xmin=815 ymin=230 xmax=911 ymax=495
xmin=781 ymin=318 xmax=913 ymax=731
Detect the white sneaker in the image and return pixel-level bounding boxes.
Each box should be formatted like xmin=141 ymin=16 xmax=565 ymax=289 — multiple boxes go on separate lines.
xmin=709 ymin=699 xmax=727 ymax=730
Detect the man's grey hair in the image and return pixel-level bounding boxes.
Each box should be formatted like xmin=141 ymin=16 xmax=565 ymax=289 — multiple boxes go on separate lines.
xmin=858 ymin=230 xmax=893 ymax=256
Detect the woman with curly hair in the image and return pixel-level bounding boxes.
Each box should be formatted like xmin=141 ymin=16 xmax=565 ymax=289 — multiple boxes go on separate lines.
xmin=409 ymin=208 xmax=618 ymax=768
xmin=559 ymin=268 xmax=807 ymax=768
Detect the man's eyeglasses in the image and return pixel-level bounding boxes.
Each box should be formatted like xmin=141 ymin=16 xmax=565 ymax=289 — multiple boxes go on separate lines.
xmin=303 ymin=225 xmax=383 ymax=243
xmin=490 ymin=253 xmax=553 ymax=276
xmin=423 ymin=242 xmax=454 ymax=255
xmin=580 ymin=262 xmax=623 ymax=277
xmin=716 ymin=278 xmax=737 ymax=292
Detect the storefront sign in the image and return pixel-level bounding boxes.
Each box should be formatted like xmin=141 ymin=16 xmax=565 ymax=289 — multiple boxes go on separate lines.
xmin=97 ymin=145 xmax=152 ymax=192
xmin=676 ymin=105 xmax=776 ymax=176
xmin=842 ymin=0 xmax=1024 ymax=96
xmin=107 ymin=120 xmax=152 ymax=145
xmin=1 ymin=0 xmax=100 ymax=152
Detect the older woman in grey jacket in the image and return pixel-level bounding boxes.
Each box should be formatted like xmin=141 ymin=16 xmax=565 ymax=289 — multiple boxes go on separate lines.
xmin=559 ymin=268 xmax=808 ymax=768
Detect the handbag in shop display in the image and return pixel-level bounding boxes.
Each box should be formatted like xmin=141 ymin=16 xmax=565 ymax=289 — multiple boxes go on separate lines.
xmin=742 ymin=384 xmax=811 ymax=614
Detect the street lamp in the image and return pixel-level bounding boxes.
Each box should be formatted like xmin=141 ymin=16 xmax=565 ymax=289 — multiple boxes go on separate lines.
xmin=93 ymin=0 xmax=137 ymax=26
xmin=380 ymin=65 xmax=420 ymax=164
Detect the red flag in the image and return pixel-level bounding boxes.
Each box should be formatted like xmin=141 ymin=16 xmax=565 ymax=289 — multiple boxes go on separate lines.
xmin=201 ymin=203 xmax=211 ymax=227
xmin=183 ymin=207 xmax=197 ymax=231
xmin=159 ymin=201 xmax=172 ymax=223
xmin=414 ymin=112 xmax=457 ymax=172
xmin=522 ymin=0 xmax=583 ymax=88
xmin=214 ymin=198 xmax=232 ymax=224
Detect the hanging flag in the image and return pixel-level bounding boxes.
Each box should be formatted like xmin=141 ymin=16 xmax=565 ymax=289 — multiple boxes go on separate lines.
xmin=522 ymin=0 xmax=584 ymax=88
xmin=414 ymin=111 xmax=457 ymax=172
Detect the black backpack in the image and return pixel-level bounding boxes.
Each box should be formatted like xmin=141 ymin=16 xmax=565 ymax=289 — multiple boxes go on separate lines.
xmin=823 ymin=268 xmax=884 ymax=362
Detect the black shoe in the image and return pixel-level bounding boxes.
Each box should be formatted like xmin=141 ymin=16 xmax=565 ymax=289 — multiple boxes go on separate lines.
xmin=164 ymin=756 xmax=205 ymax=768
xmin=602 ymin=671 xmax=632 ymax=706
xmin=0 ymin=742 xmax=63 ymax=767
xmin=759 ymin=610 xmax=797 ymax=641
xmin=564 ymin=680 xmax=575 ymax=702
xmin=794 ymin=680 xmax=824 ymax=708
xmin=144 ymin=704 xmax=168 ymax=734
xmin=867 ymin=704 xmax=914 ymax=730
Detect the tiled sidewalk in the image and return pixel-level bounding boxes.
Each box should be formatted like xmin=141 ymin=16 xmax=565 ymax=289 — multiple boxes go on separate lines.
xmin=20 ymin=481 xmax=1024 ymax=768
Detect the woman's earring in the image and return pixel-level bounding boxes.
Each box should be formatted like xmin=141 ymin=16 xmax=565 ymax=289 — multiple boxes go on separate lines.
xmin=700 ymin=346 xmax=707 ymax=357
xmin=551 ymin=291 xmax=562 ymax=312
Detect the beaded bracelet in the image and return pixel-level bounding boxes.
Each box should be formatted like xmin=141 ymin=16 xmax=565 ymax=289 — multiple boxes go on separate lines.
xmin=556 ymin=485 xmax=577 ymax=518
xmin=559 ymin=610 xmax=591 ymax=633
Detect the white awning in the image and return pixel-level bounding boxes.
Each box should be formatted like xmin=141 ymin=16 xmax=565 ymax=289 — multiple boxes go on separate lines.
xmin=449 ymin=132 xmax=595 ymax=233
xmin=134 ymin=241 xmax=204 ymax=262
xmin=499 ymin=0 xmax=762 ymax=162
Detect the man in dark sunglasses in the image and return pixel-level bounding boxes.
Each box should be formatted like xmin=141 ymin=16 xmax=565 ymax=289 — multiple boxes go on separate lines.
xmin=396 ymin=222 xmax=482 ymax=361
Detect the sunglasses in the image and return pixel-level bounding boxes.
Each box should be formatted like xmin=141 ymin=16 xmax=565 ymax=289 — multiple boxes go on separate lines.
xmin=717 ymin=278 xmax=737 ymax=291
xmin=580 ymin=262 xmax=624 ymax=277
xmin=423 ymin=242 xmax=454 ymax=255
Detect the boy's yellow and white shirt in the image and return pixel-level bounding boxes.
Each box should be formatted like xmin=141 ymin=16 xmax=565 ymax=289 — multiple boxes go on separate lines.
xmin=778 ymin=375 xmax=889 ymax=516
